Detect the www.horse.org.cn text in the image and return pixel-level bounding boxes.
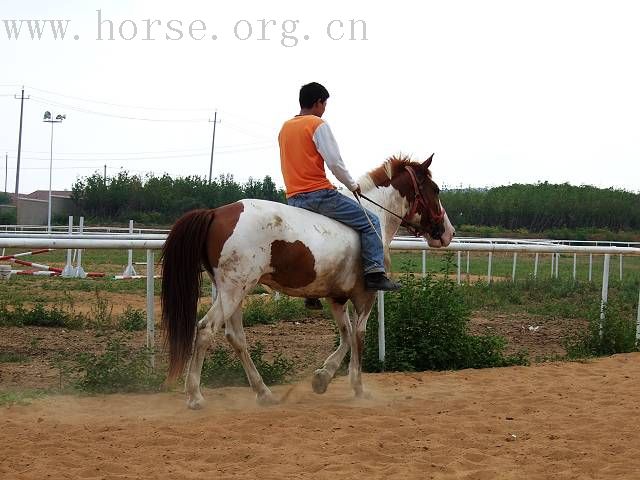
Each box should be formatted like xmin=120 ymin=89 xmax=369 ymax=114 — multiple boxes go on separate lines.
xmin=1 ymin=11 xmax=369 ymax=47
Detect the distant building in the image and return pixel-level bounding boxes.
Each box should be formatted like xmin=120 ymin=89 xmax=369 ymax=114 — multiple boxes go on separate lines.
xmin=0 ymin=190 xmax=73 ymax=225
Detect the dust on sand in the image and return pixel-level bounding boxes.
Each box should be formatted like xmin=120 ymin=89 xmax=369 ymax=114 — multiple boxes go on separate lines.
xmin=3 ymin=353 xmax=640 ymax=480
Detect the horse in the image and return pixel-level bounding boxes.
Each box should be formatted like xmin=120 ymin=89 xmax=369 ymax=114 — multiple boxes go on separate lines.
xmin=161 ymin=154 xmax=455 ymax=409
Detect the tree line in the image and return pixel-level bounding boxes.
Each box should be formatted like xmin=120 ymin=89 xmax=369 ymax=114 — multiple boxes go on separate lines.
xmin=70 ymin=173 xmax=639 ymax=232
xmin=71 ymin=172 xmax=285 ymax=224
xmin=440 ymin=182 xmax=640 ymax=232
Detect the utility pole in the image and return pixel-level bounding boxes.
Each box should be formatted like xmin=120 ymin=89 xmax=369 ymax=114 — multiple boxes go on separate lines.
xmin=14 ymin=87 xmax=29 ymax=202
xmin=104 ymin=164 xmax=107 ymax=182
xmin=4 ymin=153 xmax=7 ymax=193
xmin=208 ymin=111 xmax=220 ymax=184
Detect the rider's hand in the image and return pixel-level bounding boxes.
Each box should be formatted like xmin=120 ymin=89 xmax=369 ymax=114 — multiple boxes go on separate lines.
xmin=352 ymin=184 xmax=362 ymax=197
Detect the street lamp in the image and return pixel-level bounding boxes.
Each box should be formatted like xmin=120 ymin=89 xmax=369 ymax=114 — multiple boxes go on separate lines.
xmin=42 ymin=111 xmax=65 ymax=232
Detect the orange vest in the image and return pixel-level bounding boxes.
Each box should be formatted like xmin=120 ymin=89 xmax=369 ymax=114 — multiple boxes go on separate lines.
xmin=278 ymin=115 xmax=335 ymax=198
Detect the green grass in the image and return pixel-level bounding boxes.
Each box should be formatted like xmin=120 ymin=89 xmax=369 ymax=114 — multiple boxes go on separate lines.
xmin=0 ymin=352 xmax=29 ymax=363
xmin=0 ymin=390 xmax=47 ymax=406
xmin=390 ymin=250 xmax=640 ymax=284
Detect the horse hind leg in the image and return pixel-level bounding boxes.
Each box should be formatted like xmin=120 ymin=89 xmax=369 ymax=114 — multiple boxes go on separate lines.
xmin=312 ymin=299 xmax=352 ymax=394
xmin=224 ymin=306 xmax=277 ymax=405
xmin=184 ymin=301 xmax=224 ymax=410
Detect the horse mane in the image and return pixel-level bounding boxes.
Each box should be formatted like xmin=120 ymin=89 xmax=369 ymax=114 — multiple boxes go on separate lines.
xmin=359 ymin=154 xmax=430 ymax=193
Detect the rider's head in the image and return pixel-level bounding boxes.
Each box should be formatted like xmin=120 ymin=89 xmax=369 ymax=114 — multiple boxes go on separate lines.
xmin=299 ymin=82 xmax=329 ymax=117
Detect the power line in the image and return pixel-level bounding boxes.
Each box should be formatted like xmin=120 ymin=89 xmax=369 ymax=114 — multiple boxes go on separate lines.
xmin=30 ymin=97 xmax=208 ymax=123
xmin=17 ymin=144 xmax=276 ymax=162
xmin=0 ymin=140 xmax=273 ymax=156
xmin=27 ymin=85 xmax=215 ymax=112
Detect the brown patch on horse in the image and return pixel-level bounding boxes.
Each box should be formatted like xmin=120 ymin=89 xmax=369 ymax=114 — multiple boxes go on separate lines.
xmin=368 ymin=155 xmax=427 ymax=199
xmin=267 ymin=240 xmax=316 ymax=288
xmin=206 ymin=202 xmax=245 ymax=269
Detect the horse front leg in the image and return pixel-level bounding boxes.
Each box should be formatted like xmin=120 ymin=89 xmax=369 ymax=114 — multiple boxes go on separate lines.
xmin=312 ymin=299 xmax=352 ymax=394
xmin=185 ymin=304 xmax=223 ymax=410
xmin=224 ymin=307 xmax=277 ymax=405
xmin=348 ymin=296 xmax=375 ymax=398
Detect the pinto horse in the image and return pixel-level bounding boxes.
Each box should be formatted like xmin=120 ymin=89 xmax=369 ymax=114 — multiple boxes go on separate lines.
xmin=161 ymin=154 xmax=455 ymax=409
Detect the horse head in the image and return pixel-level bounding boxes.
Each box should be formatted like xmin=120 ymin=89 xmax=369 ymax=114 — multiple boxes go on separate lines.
xmin=402 ymin=154 xmax=455 ymax=247
xmin=368 ymin=154 xmax=455 ymax=247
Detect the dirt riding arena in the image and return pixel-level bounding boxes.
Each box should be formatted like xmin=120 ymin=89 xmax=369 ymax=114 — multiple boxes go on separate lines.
xmin=2 ymin=352 xmax=640 ymax=479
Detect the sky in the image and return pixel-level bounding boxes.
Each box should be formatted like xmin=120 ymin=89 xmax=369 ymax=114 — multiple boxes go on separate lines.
xmin=1 ymin=0 xmax=639 ymax=195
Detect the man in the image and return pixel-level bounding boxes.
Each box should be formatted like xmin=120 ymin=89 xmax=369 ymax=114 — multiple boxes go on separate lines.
xmin=278 ymin=82 xmax=400 ymax=309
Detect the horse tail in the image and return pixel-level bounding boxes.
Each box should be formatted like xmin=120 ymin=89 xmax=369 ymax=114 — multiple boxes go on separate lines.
xmin=161 ymin=209 xmax=216 ymax=381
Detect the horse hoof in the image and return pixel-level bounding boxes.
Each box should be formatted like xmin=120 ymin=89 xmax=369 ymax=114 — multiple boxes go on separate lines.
xmin=257 ymin=393 xmax=279 ymax=406
xmin=187 ymin=395 xmax=205 ymax=410
xmin=312 ymin=369 xmax=332 ymax=394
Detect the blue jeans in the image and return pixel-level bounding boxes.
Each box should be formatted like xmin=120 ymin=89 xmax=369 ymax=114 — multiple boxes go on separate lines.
xmin=288 ymin=189 xmax=385 ymax=275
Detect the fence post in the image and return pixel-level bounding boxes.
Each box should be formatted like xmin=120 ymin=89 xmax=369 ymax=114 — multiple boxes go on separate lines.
xmin=619 ymin=254 xmax=623 ymax=282
xmin=422 ymin=250 xmax=426 ymax=277
xmin=74 ymin=217 xmax=87 ymax=278
xmin=457 ymin=251 xmax=461 ymax=285
xmin=636 ymin=286 xmax=640 ymax=341
xmin=511 ymin=252 xmax=517 ymax=282
xmin=377 ymin=291 xmax=385 ymax=363
xmin=62 ymin=216 xmax=74 ymax=277
xmin=600 ymin=254 xmax=610 ymax=339
xmin=589 ymin=254 xmax=593 ymax=282
xmin=572 ymin=253 xmax=577 ymax=281
xmin=555 ymin=253 xmax=560 ymax=278
xmin=122 ymin=220 xmax=138 ymax=277
xmin=550 ymin=253 xmax=555 ymax=278
xmin=466 ymin=251 xmax=470 ymax=281
xmin=146 ymin=249 xmax=155 ymax=369
xmin=534 ymin=253 xmax=539 ymax=279
xmin=487 ymin=252 xmax=493 ymax=284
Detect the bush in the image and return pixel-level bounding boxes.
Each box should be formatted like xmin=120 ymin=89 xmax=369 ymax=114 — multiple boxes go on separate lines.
xmin=565 ymin=299 xmax=639 ymax=358
xmin=117 ymin=305 xmax=146 ymax=331
xmin=201 ymin=342 xmax=294 ymax=388
xmin=243 ymin=295 xmax=307 ymax=326
xmin=363 ymin=271 xmax=528 ymax=372
xmin=0 ymin=301 xmax=83 ymax=329
xmin=75 ymin=335 xmax=163 ymax=393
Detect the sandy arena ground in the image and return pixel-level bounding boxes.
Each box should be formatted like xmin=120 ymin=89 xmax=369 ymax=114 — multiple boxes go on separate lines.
xmin=2 ymin=353 xmax=640 ymax=479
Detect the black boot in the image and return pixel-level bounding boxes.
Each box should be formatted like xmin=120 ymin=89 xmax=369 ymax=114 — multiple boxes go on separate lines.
xmin=304 ymin=298 xmax=323 ymax=310
xmin=364 ymin=272 xmax=401 ymax=291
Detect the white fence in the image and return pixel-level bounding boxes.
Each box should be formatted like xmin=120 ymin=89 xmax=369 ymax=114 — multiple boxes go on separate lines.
xmin=1 ymin=232 xmax=639 ymax=363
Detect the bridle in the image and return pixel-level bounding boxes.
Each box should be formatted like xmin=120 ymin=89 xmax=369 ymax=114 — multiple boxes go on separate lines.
xmin=355 ymin=166 xmax=445 ymax=237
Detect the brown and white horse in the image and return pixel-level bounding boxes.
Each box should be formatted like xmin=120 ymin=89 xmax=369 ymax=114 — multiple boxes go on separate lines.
xmin=161 ymin=155 xmax=455 ymax=409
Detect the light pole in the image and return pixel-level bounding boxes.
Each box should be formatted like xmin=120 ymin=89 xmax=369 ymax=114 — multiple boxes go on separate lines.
xmin=42 ymin=111 xmax=65 ymax=232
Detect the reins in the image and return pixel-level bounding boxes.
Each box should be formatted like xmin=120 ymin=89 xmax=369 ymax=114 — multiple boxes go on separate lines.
xmin=354 ymin=165 xmax=440 ymax=237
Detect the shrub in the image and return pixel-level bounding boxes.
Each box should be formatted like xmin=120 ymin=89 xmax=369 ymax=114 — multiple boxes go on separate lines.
xmin=243 ymin=295 xmax=307 ymax=326
xmin=201 ymin=342 xmax=294 ymax=388
xmin=363 ymin=271 xmax=528 ymax=372
xmin=75 ymin=335 xmax=163 ymax=393
xmin=117 ymin=305 xmax=146 ymax=331
xmin=0 ymin=301 xmax=83 ymax=329
xmin=565 ymin=298 xmax=639 ymax=358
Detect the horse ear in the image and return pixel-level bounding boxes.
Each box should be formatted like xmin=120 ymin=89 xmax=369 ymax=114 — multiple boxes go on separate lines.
xmin=422 ymin=153 xmax=434 ymax=169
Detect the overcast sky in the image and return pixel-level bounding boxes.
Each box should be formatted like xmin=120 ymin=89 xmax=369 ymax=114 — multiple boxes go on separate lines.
xmin=1 ymin=0 xmax=639 ymax=195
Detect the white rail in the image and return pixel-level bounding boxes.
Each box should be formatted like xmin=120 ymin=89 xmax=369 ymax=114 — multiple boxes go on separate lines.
xmin=1 ymin=234 xmax=639 ymax=363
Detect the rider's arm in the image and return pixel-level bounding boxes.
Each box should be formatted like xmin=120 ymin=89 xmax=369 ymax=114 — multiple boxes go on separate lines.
xmin=313 ymin=122 xmax=359 ymax=192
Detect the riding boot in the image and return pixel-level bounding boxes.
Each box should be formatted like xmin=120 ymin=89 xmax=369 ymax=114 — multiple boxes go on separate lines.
xmin=304 ymin=298 xmax=323 ymax=310
xmin=364 ymin=272 xmax=401 ymax=291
